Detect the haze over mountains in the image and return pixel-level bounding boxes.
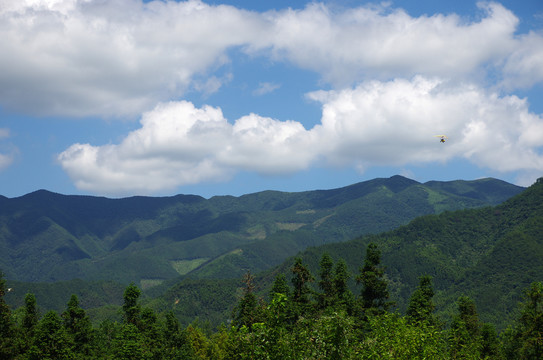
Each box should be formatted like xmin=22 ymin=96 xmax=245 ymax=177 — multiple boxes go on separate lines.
xmin=0 ymin=175 xmax=524 ymax=287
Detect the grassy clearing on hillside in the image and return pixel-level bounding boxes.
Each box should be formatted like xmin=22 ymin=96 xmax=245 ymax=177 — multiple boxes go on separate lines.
xmin=170 ymin=258 xmax=210 ymax=275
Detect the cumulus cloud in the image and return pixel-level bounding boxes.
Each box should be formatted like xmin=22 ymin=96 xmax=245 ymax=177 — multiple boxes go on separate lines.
xmin=58 ymin=77 xmax=543 ymax=195
xmin=58 ymin=101 xmax=315 ymax=195
xmin=308 ymin=77 xmax=543 ymax=174
xmin=1 ymin=0 xmax=541 ymax=118
xmin=250 ymin=2 xmax=520 ymax=85
xmin=501 ymin=31 xmax=543 ymax=89
xmin=0 ymin=0 xmax=263 ymax=117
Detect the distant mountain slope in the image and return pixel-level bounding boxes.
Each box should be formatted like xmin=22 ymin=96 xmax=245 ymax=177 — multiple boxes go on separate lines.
xmin=0 ymin=176 xmax=524 ymax=286
xmin=259 ymin=177 xmax=543 ymax=330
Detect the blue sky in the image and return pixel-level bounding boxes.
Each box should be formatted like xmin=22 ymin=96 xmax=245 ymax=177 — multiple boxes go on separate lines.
xmin=1 ymin=0 xmax=542 ymax=198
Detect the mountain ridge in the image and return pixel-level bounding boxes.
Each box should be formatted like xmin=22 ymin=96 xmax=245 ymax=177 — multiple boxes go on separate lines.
xmin=0 ymin=175 xmax=525 ymax=286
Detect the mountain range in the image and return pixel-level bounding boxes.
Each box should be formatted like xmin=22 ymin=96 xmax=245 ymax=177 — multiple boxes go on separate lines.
xmin=0 ymin=175 xmax=523 ymax=288
xmin=133 ymin=176 xmax=542 ymax=331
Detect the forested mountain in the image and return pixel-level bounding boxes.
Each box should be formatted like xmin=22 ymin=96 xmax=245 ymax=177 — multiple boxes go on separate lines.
xmin=251 ymin=177 xmax=543 ymax=330
xmin=2 ymin=178 xmax=542 ymax=359
xmin=0 ymin=175 xmax=522 ymax=287
xmin=131 ymin=176 xmax=539 ymax=331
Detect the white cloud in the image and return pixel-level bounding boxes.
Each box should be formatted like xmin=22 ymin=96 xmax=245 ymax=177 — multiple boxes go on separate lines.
xmin=501 ymin=31 xmax=543 ymax=89
xmin=58 ymin=101 xmax=316 ymax=195
xmin=0 ymin=0 xmax=263 ymax=117
xmin=249 ymin=2 xmax=519 ymax=85
xmin=58 ymin=77 xmax=543 ymax=196
xmin=1 ymin=0 xmax=540 ymax=118
xmin=307 ymin=77 xmax=543 ymax=175
xmin=253 ymin=82 xmax=281 ymax=96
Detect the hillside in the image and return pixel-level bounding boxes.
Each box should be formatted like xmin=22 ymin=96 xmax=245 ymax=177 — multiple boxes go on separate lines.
xmin=0 ymin=176 xmax=523 ymax=289
xmin=256 ymin=177 xmax=543 ymax=330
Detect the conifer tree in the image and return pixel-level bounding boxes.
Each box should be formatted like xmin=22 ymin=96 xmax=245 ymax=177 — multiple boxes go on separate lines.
xmin=406 ymin=275 xmax=435 ymax=325
xmin=357 ymin=242 xmax=393 ymax=316
xmin=334 ymin=259 xmax=355 ymax=314
xmin=21 ymin=292 xmax=40 ymax=353
xmin=61 ymin=294 xmax=93 ymax=355
xmin=232 ymin=271 xmax=262 ymax=329
xmin=122 ymin=283 xmax=141 ymax=327
xmin=318 ymin=253 xmax=335 ymax=310
xmin=291 ymin=257 xmax=314 ymax=316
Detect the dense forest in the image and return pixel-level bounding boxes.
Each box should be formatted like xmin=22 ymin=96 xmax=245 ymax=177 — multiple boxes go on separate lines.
xmin=1 ymin=242 xmax=542 ymax=359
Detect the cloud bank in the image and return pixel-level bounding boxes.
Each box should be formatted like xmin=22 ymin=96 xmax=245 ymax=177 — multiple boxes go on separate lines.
xmin=1 ymin=0 xmax=539 ymax=117
xmin=59 ymin=77 xmax=543 ymax=195
xmin=2 ymin=0 xmax=542 ymax=194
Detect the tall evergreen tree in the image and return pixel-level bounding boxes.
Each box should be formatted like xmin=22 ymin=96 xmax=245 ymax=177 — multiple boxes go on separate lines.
xmin=291 ymin=257 xmax=314 ymax=315
xmin=122 ymin=283 xmax=141 ymax=327
xmin=61 ymin=294 xmax=93 ymax=355
xmin=232 ymin=271 xmax=263 ymax=329
xmin=334 ymin=259 xmax=355 ymax=314
xmin=21 ymin=292 xmax=40 ymax=353
xmin=406 ymin=275 xmax=435 ymax=325
xmin=356 ymin=242 xmax=393 ymax=316
xmin=318 ymin=253 xmax=335 ymax=310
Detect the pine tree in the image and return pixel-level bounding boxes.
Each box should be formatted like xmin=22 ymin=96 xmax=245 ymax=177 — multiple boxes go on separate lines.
xmin=406 ymin=275 xmax=435 ymax=325
xmin=318 ymin=253 xmax=335 ymax=310
xmin=334 ymin=259 xmax=355 ymax=314
xmin=122 ymin=283 xmax=141 ymax=327
xmin=357 ymin=242 xmax=393 ymax=316
xmin=61 ymin=294 xmax=93 ymax=356
xmin=291 ymin=257 xmax=314 ymax=316
xmin=21 ymin=292 xmax=40 ymax=353
xmin=232 ymin=271 xmax=263 ymax=329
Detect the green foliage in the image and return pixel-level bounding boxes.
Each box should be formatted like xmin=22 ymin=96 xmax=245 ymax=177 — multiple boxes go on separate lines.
xmin=232 ymin=272 xmax=265 ymax=330
xmin=61 ymin=294 xmax=93 ymax=356
xmin=357 ymin=243 xmax=393 ymax=315
xmin=122 ymin=283 xmax=141 ymax=326
xmin=22 ymin=293 xmax=39 ymax=340
xmin=406 ymin=275 xmax=435 ymax=325
xmin=317 ymin=253 xmax=335 ymax=310
xmin=28 ymin=310 xmax=73 ymax=360
xmin=359 ymin=312 xmax=448 ymax=359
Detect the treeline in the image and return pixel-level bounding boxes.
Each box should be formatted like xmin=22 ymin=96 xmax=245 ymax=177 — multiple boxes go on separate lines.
xmin=1 ymin=243 xmax=542 ymax=359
